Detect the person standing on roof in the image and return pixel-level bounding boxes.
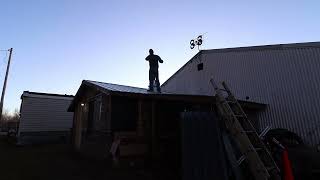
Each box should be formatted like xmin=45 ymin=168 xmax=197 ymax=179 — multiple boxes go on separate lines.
xmin=145 ymin=49 xmax=164 ymax=92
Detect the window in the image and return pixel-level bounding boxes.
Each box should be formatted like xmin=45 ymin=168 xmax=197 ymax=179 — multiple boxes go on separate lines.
xmin=197 ymin=63 xmax=203 ymax=71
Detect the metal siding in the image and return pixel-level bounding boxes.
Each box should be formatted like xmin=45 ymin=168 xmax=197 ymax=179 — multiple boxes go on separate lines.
xmin=19 ymin=97 xmax=73 ymax=133
xmin=162 ymin=46 xmax=320 ymax=145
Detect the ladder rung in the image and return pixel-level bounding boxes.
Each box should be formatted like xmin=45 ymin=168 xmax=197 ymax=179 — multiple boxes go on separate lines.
xmin=247 ymin=147 xmax=263 ymax=152
xmin=237 ymin=155 xmax=246 ymax=165
xmin=266 ymin=166 xmax=276 ymax=171
xmin=243 ymin=130 xmax=256 ymax=134
xmin=259 ymin=126 xmax=271 ymax=138
xmin=226 ymin=100 xmax=236 ymax=104
xmin=222 ymin=101 xmax=231 ymax=105
xmin=234 ymin=114 xmax=245 ymax=118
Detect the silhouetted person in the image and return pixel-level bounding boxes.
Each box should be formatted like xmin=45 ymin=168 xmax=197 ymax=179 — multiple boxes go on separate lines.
xmin=145 ymin=49 xmax=163 ymax=92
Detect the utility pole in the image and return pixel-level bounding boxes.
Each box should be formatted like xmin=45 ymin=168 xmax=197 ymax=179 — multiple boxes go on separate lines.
xmin=0 ymin=48 xmax=13 ymax=122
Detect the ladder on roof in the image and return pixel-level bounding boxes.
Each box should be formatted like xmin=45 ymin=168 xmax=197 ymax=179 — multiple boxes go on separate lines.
xmin=210 ymin=79 xmax=280 ymax=180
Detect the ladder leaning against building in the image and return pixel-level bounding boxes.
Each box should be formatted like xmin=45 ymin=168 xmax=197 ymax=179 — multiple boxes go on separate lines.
xmin=210 ymin=79 xmax=281 ymax=180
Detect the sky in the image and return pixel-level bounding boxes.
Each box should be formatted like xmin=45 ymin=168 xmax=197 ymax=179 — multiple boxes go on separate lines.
xmin=0 ymin=0 xmax=319 ymax=113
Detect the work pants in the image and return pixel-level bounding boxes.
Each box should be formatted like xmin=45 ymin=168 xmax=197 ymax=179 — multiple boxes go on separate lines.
xmin=149 ymin=68 xmax=160 ymax=90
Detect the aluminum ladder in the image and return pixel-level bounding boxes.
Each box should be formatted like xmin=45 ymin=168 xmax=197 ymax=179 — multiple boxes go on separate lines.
xmin=210 ymin=79 xmax=281 ymax=180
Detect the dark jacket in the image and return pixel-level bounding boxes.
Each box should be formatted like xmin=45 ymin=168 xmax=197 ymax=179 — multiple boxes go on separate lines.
xmin=145 ymin=54 xmax=163 ymax=69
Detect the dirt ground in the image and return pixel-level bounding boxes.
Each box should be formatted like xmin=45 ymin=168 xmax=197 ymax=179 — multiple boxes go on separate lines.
xmin=3 ymin=135 xmax=320 ymax=180
xmin=0 ymin=136 xmax=153 ymax=180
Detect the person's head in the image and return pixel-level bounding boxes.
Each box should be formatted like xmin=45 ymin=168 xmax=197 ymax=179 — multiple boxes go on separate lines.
xmin=149 ymin=49 xmax=154 ymax=55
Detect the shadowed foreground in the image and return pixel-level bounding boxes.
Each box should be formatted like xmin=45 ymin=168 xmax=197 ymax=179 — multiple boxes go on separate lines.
xmin=0 ymin=137 xmax=152 ymax=180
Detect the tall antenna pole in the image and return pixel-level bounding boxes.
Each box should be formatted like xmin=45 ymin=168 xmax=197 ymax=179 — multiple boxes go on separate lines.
xmin=0 ymin=48 xmax=13 ymax=122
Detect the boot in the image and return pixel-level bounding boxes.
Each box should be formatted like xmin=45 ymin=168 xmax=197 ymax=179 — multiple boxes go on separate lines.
xmin=157 ymin=87 xmax=161 ymax=93
xmin=147 ymin=85 xmax=153 ymax=92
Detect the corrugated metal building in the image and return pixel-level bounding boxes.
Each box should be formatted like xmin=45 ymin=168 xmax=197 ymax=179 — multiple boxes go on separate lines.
xmin=18 ymin=91 xmax=74 ymax=144
xmin=161 ymin=42 xmax=320 ymax=145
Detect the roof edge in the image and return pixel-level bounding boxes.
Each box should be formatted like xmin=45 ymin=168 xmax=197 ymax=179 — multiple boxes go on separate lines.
xmin=22 ymin=91 xmax=74 ymax=98
xmin=202 ymin=41 xmax=320 ymax=54
xmin=84 ymin=79 xmax=147 ymax=92
xmin=68 ymin=80 xmax=112 ymax=112
xmin=161 ymin=51 xmax=204 ymax=87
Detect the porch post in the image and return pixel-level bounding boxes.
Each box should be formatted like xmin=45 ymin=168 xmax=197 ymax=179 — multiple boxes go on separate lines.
xmin=107 ymin=95 xmax=112 ymax=133
xmin=75 ymin=104 xmax=83 ymax=150
xmin=151 ymin=101 xmax=156 ymax=159
xmin=137 ymin=100 xmax=144 ymax=137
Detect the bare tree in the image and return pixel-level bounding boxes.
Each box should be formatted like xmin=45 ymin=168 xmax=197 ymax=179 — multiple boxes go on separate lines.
xmin=1 ymin=109 xmax=12 ymax=123
xmin=11 ymin=108 xmax=20 ymax=122
xmin=0 ymin=108 xmax=20 ymax=132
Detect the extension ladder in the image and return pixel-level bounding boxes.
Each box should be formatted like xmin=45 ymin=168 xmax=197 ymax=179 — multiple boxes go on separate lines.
xmin=210 ymin=79 xmax=280 ymax=180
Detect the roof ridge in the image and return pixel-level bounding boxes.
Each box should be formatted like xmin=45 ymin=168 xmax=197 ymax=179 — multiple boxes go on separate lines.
xmin=202 ymin=41 xmax=320 ymax=53
xmin=23 ymin=91 xmax=74 ymax=97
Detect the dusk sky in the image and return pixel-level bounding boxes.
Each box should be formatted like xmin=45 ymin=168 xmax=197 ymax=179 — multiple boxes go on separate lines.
xmin=0 ymin=0 xmax=319 ymax=113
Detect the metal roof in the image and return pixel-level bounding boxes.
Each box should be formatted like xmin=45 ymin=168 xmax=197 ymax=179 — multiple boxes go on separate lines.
xmin=21 ymin=91 xmax=74 ymax=100
xmin=202 ymin=41 xmax=320 ymax=53
xmin=85 ymin=80 xmax=176 ymax=95
xmin=68 ymin=80 xmax=266 ymax=112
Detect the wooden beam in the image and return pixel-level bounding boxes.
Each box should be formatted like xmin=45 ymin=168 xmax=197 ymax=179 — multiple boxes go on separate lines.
xmin=75 ymin=103 xmax=83 ymax=151
xmin=151 ymin=101 xmax=156 ymax=159
xmin=137 ymin=100 xmax=143 ymax=137
xmin=107 ymin=95 xmax=112 ymax=133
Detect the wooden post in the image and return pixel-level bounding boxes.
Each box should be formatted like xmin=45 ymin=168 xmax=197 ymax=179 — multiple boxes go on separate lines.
xmin=151 ymin=101 xmax=156 ymax=159
xmin=108 ymin=95 xmax=112 ymax=133
xmin=75 ymin=104 xmax=83 ymax=150
xmin=137 ymin=100 xmax=143 ymax=137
